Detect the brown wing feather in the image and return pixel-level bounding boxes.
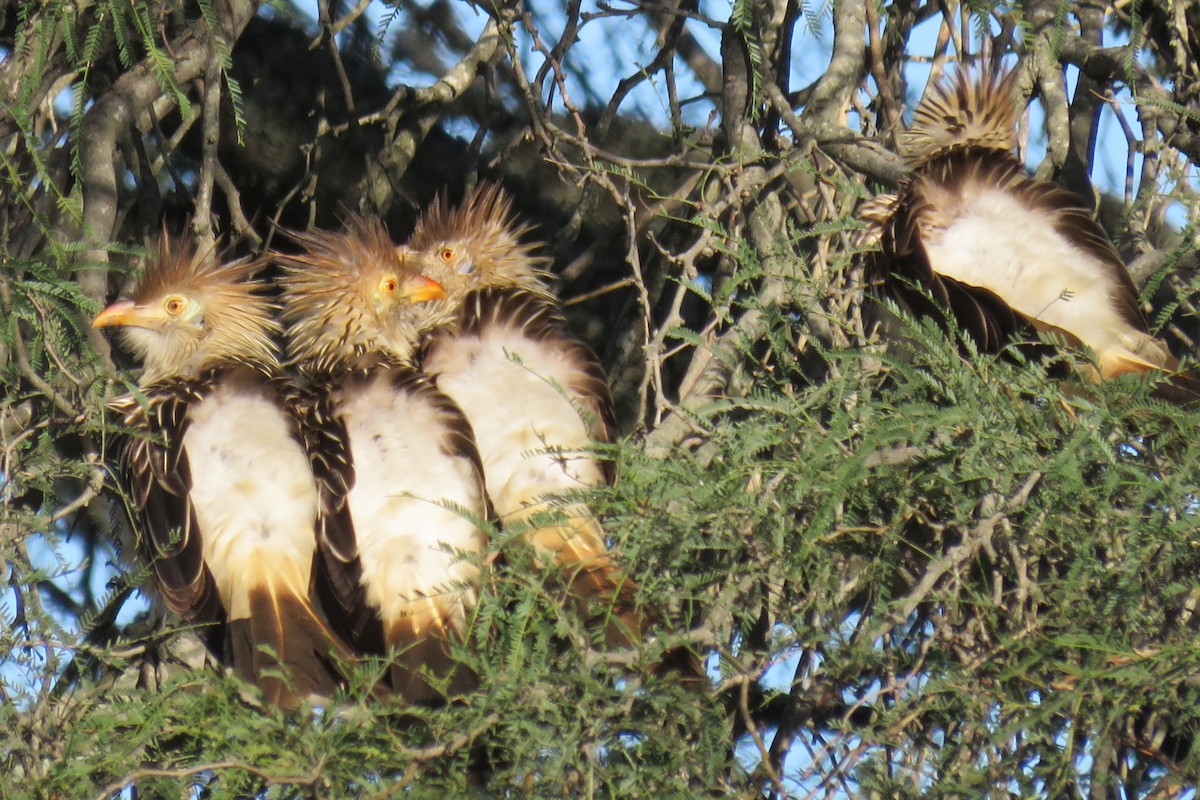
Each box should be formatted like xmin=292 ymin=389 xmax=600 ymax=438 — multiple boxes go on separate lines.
xmin=295 ymin=371 xmax=384 ymax=655
xmin=289 ymin=383 xmax=358 ymax=558
xmin=113 ymin=381 xmax=227 ymax=654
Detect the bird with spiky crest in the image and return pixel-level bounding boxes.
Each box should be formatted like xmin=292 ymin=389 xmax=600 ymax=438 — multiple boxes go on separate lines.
xmin=407 ymin=183 xmax=555 ymax=313
xmin=399 ymin=182 xmax=655 ymax=655
xmin=900 ymin=66 xmax=1021 ymax=167
xmin=861 ymin=63 xmax=1200 ymax=403
xmin=95 ymin=234 xmax=351 ymax=709
xmin=275 ymin=216 xmax=489 ymax=703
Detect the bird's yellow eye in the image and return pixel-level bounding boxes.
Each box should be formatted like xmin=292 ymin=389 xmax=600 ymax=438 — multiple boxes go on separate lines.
xmin=382 ymin=277 xmax=399 ymax=294
xmin=164 ymin=296 xmax=186 ymax=315
xmin=439 ymin=247 xmax=456 ymax=263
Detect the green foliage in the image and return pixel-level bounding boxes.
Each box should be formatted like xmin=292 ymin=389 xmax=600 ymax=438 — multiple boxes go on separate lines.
xmin=729 ymin=0 xmax=764 ymax=121
xmin=197 ymin=0 xmax=248 ymax=143
xmin=42 ymin=251 xmax=1199 ymax=796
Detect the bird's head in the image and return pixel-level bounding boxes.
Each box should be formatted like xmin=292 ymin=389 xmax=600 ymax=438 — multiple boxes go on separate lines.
xmin=93 ymin=236 xmax=279 ymax=384
xmin=400 ymin=182 xmax=552 ymax=315
xmin=276 ymin=217 xmax=446 ymax=372
xmin=900 ymin=65 xmax=1020 ymax=167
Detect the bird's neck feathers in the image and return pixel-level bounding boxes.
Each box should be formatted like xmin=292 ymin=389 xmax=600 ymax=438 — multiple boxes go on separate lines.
xmin=901 ymin=65 xmax=1021 ymax=167
xmin=283 ymin=284 xmax=424 ymax=375
xmin=124 ymin=318 xmax=277 ymax=385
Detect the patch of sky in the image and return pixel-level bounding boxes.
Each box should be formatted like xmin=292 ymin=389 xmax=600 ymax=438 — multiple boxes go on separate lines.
xmin=756 ymin=622 xmax=810 ymax=693
xmin=1 ymin=514 xmax=150 ymax=709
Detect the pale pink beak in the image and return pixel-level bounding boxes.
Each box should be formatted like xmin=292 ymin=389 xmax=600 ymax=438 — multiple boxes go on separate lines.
xmin=92 ymin=299 xmax=143 ymax=329
xmin=403 ymin=274 xmax=446 ymax=303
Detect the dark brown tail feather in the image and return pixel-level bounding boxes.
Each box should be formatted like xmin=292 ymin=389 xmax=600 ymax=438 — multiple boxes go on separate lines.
xmin=518 ymin=508 xmax=707 ymax=685
xmin=562 ymin=560 xmax=646 ymax=648
xmin=227 ymin=587 xmax=352 ymax=709
xmin=563 ymin=562 xmax=710 ymax=687
xmin=385 ymin=618 xmax=478 ymax=704
xmin=1152 ymin=368 xmax=1200 ymax=407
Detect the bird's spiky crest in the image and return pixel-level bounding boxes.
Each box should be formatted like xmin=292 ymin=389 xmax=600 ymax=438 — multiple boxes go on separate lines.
xmin=124 ymin=235 xmax=278 ymax=383
xmin=277 ymin=216 xmax=425 ymax=372
xmin=407 ymin=182 xmax=552 ymax=299
xmin=900 ymin=65 xmax=1021 ymax=167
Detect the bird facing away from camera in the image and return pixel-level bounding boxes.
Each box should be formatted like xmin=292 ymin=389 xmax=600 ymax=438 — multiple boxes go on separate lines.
xmin=276 ymin=218 xmax=489 ymax=703
xmin=94 ymin=236 xmax=351 ymax=709
xmin=400 ymin=184 xmax=648 ymax=650
xmin=861 ymin=65 xmax=1200 ymax=403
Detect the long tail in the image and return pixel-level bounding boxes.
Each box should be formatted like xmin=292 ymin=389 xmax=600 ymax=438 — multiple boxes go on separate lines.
xmin=1093 ymin=342 xmax=1200 ymax=407
xmin=518 ymin=505 xmax=709 ymax=684
xmin=518 ymin=504 xmax=647 ymax=648
xmin=900 ymin=64 xmax=1019 ymax=166
xmin=226 ymin=579 xmax=352 ymax=709
xmin=1152 ymin=368 xmax=1200 ymax=407
xmin=383 ymin=598 xmax=477 ymax=703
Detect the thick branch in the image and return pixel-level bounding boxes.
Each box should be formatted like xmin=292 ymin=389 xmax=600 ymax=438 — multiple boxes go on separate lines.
xmin=362 ymin=17 xmax=504 ymax=212
xmin=803 ymin=0 xmax=866 ymax=127
xmin=78 ymin=1 xmax=258 ymax=305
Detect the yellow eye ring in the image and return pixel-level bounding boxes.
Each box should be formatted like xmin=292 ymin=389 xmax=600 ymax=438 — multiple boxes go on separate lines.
xmin=164 ymin=296 xmax=185 ymax=315
xmin=439 ymin=247 xmax=456 ymax=262
xmin=382 ymin=277 xmax=398 ymax=294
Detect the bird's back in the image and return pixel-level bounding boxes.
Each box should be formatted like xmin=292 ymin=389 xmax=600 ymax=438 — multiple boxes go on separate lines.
xmin=422 ymin=287 xmax=614 ymax=515
xmin=421 ymin=286 xmax=653 ymax=649
xmin=182 ymin=368 xmax=320 ymax=608
xmin=303 ymin=365 xmax=489 ymax=701
xmin=330 ymin=368 xmax=486 ymax=630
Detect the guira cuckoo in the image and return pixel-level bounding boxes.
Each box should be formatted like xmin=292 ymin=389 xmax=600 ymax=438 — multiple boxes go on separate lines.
xmin=862 ymin=66 xmax=1200 ymax=402
xmin=95 ymin=236 xmax=350 ymax=708
xmin=276 ymin=218 xmax=489 ymax=703
xmin=400 ymin=184 xmax=648 ymax=650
